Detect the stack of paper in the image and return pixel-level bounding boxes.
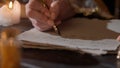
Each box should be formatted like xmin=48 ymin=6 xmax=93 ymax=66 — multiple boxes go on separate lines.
xmin=17 ymin=18 xmax=120 ymax=55
xmin=18 ymin=28 xmax=119 ymax=55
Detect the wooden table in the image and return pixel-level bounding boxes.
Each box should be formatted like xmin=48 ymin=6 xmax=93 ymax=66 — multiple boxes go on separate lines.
xmin=22 ymin=48 xmax=117 ymax=68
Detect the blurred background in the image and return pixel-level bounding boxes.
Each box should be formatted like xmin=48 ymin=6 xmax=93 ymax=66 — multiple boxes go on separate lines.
xmin=19 ymin=0 xmax=120 ymax=19
xmin=0 ymin=0 xmax=119 ymax=18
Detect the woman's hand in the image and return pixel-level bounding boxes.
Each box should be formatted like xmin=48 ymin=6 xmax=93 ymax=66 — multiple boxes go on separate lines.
xmin=25 ymin=0 xmax=75 ymax=31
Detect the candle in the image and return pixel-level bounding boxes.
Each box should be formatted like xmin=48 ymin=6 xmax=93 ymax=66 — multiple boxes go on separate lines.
xmin=0 ymin=28 xmax=21 ymax=68
xmin=0 ymin=0 xmax=21 ymax=26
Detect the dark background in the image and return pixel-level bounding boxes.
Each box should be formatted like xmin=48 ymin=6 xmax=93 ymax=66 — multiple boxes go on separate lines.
xmin=0 ymin=0 xmax=117 ymax=17
xmin=18 ymin=0 xmax=116 ymax=15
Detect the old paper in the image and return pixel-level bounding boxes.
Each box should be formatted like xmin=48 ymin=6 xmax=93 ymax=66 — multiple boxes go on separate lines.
xmin=107 ymin=19 xmax=120 ymax=33
xmin=18 ymin=29 xmax=119 ymax=55
xmin=18 ymin=18 xmax=120 ymax=55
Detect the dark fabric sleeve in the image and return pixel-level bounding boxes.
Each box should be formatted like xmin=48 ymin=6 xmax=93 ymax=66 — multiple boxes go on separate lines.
xmin=69 ymin=0 xmax=113 ymax=19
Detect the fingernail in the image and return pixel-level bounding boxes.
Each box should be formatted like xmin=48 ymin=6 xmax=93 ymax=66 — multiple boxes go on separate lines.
xmin=117 ymin=36 xmax=120 ymax=41
xmin=50 ymin=0 xmax=59 ymax=7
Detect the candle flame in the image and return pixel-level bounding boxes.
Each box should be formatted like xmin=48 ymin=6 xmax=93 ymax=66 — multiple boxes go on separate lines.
xmin=9 ymin=1 xmax=13 ymax=9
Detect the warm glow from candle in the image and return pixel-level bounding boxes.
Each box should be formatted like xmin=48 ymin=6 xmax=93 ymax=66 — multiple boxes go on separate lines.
xmin=9 ymin=1 xmax=13 ymax=9
xmin=1 ymin=32 xmax=7 ymax=40
xmin=0 ymin=28 xmax=21 ymax=68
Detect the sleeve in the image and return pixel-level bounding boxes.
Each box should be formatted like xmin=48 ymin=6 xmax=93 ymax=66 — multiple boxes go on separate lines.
xmin=69 ymin=0 xmax=113 ymax=19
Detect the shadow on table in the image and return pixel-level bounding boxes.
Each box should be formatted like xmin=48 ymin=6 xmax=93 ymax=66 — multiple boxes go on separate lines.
xmin=22 ymin=48 xmax=99 ymax=66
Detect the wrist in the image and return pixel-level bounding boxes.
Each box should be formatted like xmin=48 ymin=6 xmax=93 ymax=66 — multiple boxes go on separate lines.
xmin=57 ymin=0 xmax=76 ymax=21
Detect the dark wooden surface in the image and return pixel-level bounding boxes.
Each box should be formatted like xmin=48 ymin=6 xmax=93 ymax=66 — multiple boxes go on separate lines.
xmin=22 ymin=48 xmax=117 ymax=68
xmin=115 ymin=0 xmax=120 ymax=18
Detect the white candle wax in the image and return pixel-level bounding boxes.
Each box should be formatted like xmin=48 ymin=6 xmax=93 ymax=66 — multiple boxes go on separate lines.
xmin=0 ymin=1 xmax=21 ymax=26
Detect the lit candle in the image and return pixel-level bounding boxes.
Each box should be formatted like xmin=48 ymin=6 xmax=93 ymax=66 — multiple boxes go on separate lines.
xmin=0 ymin=28 xmax=21 ymax=68
xmin=0 ymin=0 xmax=21 ymax=26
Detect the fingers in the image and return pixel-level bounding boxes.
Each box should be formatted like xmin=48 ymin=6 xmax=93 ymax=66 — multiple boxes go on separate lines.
xmin=30 ymin=17 xmax=61 ymax=31
xmin=117 ymin=35 xmax=120 ymax=42
xmin=25 ymin=0 xmax=61 ymax=31
xmin=30 ymin=18 xmax=52 ymax=31
xmin=26 ymin=0 xmax=60 ymax=21
xmin=26 ymin=7 xmax=49 ymax=23
xmin=44 ymin=0 xmax=53 ymax=7
xmin=26 ymin=0 xmax=50 ymax=17
xmin=26 ymin=8 xmax=58 ymax=27
xmin=50 ymin=0 xmax=60 ymax=20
